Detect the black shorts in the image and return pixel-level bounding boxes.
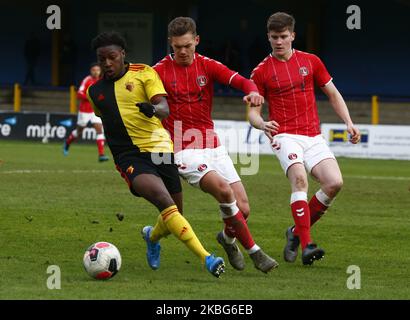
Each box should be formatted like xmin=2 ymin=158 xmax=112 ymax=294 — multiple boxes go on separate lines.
xmin=115 ymin=151 xmax=182 ymax=197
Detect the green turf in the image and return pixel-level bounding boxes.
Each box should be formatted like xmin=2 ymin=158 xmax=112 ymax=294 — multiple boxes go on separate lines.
xmin=0 ymin=140 xmax=409 ymax=299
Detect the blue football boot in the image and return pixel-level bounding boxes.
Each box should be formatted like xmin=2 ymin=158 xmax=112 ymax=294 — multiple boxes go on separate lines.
xmin=141 ymin=226 xmax=161 ymax=270
xmin=205 ymin=254 xmax=225 ymax=278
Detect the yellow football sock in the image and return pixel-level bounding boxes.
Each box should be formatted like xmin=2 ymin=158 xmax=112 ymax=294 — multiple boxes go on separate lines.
xmin=150 ymin=213 xmax=171 ymax=242
xmin=161 ymin=205 xmax=210 ymax=263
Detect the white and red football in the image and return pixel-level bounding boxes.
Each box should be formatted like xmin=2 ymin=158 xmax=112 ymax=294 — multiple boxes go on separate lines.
xmin=83 ymin=242 xmax=122 ymax=280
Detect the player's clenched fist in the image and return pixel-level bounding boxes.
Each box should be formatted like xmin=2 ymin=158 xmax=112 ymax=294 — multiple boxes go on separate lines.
xmin=243 ymin=91 xmax=264 ymax=106
xmin=347 ymin=124 xmax=361 ymax=144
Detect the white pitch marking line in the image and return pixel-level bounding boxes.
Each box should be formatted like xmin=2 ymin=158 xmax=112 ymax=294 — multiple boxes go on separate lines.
xmin=0 ymin=170 xmax=409 ymax=181
xmin=0 ymin=169 xmax=116 ymax=174
xmin=343 ymin=174 xmax=410 ymax=181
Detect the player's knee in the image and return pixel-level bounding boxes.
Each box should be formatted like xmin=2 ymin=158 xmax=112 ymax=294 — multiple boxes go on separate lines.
xmin=218 ymin=183 xmax=234 ymax=202
xmin=333 ymin=178 xmax=343 ymax=193
xmin=94 ymin=124 xmax=102 ymax=132
xmin=325 ymin=178 xmax=343 ymax=197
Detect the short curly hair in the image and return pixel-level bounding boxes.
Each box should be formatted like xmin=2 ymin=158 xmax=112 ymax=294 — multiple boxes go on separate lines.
xmin=91 ymin=31 xmax=127 ymax=51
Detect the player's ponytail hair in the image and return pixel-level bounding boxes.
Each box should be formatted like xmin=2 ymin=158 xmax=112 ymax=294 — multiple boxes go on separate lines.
xmin=168 ymin=17 xmax=197 ymax=37
xmin=91 ymin=31 xmax=127 ymax=51
xmin=267 ymin=12 xmax=295 ymax=33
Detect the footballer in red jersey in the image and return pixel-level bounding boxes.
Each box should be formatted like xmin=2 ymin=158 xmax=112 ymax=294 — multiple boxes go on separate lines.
xmin=249 ymin=12 xmax=361 ymax=265
xmin=154 ymin=17 xmax=279 ymax=273
xmin=63 ymin=63 xmax=109 ymax=162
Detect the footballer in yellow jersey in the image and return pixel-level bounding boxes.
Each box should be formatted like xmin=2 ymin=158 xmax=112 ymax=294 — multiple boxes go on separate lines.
xmin=88 ymin=62 xmax=173 ymax=157
xmin=88 ymin=31 xmax=225 ymax=278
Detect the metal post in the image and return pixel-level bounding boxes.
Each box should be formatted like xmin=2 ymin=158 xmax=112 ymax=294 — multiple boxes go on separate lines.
xmin=14 ymin=83 xmax=21 ymax=112
xmin=371 ymin=95 xmax=379 ymax=125
xmin=70 ymin=85 xmax=77 ymax=114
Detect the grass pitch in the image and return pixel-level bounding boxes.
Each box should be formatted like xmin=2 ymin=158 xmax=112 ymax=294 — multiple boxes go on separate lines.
xmin=0 ymin=140 xmax=409 ymax=299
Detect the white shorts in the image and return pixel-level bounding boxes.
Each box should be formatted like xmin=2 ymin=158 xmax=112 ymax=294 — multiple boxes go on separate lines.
xmin=174 ymin=145 xmax=241 ymax=187
xmin=77 ymin=112 xmax=102 ymax=127
xmin=272 ymin=134 xmax=336 ymax=174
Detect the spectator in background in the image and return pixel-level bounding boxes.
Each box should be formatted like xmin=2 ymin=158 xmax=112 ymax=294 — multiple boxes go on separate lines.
xmin=24 ymin=33 xmax=41 ymax=85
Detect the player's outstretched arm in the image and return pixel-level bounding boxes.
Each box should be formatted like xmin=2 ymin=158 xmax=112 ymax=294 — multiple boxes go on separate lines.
xmin=227 ymin=73 xmax=265 ymax=105
xmin=321 ymin=81 xmax=361 ymax=144
xmin=248 ymin=104 xmax=279 ymax=142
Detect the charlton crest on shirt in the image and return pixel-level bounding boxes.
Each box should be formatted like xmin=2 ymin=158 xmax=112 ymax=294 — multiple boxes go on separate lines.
xmin=288 ymin=153 xmax=298 ymax=160
xmin=196 ymin=75 xmax=207 ymax=87
xmin=197 ymin=164 xmax=208 ymax=172
xmin=299 ymin=66 xmax=309 ymax=76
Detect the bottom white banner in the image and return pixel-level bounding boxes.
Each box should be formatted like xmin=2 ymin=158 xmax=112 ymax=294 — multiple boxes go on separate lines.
xmin=213 ymin=120 xmax=410 ymax=160
xmin=321 ymin=123 xmax=410 ymax=160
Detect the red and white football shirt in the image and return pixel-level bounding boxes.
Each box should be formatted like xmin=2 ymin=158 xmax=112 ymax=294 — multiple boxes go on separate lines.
xmin=251 ymin=50 xmax=332 ymax=137
xmin=154 ymin=53 xmax=241 ymax=152
xmin=78 ymin=75 xmax=99 ymax=113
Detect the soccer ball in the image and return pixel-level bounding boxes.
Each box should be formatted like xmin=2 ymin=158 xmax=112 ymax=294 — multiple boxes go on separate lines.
xmin=83 ymin=242 xmax=122 ymax=280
